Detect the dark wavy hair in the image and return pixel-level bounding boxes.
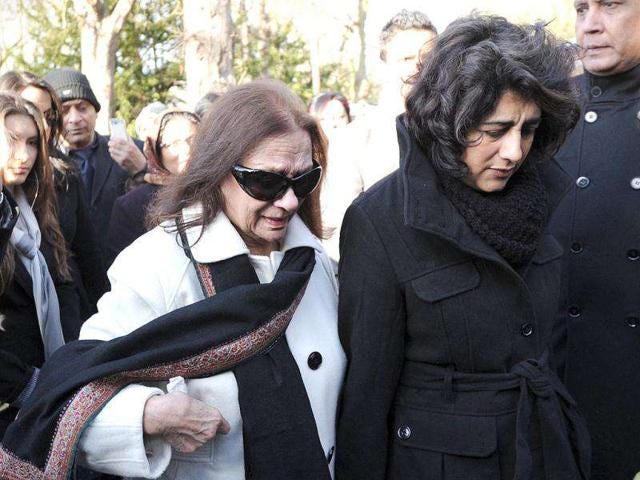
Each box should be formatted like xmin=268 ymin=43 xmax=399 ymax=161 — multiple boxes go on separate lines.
xmin=150 ymin=79 xmax=327 ymax=241
xmin=405 ymin=15 xmax=580 ymax=178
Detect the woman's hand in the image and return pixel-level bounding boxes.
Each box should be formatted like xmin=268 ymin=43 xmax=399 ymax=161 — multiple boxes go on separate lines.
xmin=143 ymin=392 xmax=231 ymax=453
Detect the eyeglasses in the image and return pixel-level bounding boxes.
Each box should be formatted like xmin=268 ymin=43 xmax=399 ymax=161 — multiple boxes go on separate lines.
xmin=159 ymin=136 xmax=194 ymax=150
xmin=231 ymin=162 xmax=322 ymax=201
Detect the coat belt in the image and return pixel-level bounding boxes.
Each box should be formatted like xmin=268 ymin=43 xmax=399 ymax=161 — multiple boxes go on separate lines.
xmin=399 ymin=353 xmax=591 ymax=480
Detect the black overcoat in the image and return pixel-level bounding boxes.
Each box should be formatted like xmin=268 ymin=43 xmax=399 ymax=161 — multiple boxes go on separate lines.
xmin=548 ymin=66 xmax=640 ymax=480
xmin=104 ymin=182 xmax=159 ymax=268
xmin=336 ymin=118 xmax=590 ymax=480
xmin=74 ymin=134 xmax=142 ymax=263
xmin=0 ymin=187 xmax=17 ymax=263
xmin=55 ymin=167 xmax=107 ymax=339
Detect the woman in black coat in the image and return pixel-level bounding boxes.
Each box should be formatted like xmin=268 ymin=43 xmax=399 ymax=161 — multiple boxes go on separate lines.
xmin=0 ymin=94 xmax=68 ymax=435
xmin=105 ymin=110 xmax=199 ymax=268
xmin=0 ymin=71 xmax=107 ymax=339
xmin=336 ymin=16 xmax=590 ymax=480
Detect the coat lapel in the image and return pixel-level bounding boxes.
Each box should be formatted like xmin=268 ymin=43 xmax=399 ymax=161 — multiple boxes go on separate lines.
xmin=90 ymin=136 xmax=114 ymax=206
xmin=397 ymin=115 xmax=571 ymax=270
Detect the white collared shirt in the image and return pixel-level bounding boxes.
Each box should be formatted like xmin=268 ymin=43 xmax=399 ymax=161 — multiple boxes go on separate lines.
xmin=78 ymin=207 xmax=345 ymax=480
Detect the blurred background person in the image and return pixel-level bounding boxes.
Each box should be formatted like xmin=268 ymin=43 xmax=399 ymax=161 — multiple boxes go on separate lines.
xmin=321 ymin=9 xmax=437 ymax=260
xmin=548 ymin=0 xmax=640 ymax=478
xmin=0 ymin=93 xmax=67 ymax=436
xmin=337 ymin=15 xmax=589 ymax=480
xmin=105 ymin=110 xmax=200 ymax=267
xmin=309 ymin=91 xmax=352 ymax=135
xmin=0 ymin=71 xmax=106 ymax=337
xmin=194 ymin=91 xmax=221 ymax=119
xmin=134 ymin=101 xmax=167 ymax=143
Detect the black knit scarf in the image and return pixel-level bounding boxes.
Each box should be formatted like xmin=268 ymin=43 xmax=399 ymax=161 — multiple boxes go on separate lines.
xmin=0 ymin=246 xmax=330 ymax=480
xmin=438 ymin=162 xmax=547 ymax=268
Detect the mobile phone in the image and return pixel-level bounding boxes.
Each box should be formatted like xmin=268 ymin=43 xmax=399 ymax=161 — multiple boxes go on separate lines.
xmin=109 ymin=118 xmax=127 ymax=140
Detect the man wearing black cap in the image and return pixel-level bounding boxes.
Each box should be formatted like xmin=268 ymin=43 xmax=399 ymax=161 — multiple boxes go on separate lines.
xmin=44 ymin=68 xmax=145 ymax=266
xmin=548 ymin=1 xmax=640 ymax=479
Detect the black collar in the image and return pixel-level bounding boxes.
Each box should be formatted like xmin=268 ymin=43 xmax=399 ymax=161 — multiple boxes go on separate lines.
xmin=398 ymin=115 xmax=571 ymax=265
xmin=583 ymin=63 xmax=640 ymax=101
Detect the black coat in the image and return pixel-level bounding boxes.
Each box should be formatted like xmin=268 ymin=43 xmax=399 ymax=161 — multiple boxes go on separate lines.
xmin=548 ymin=66 xmax=640 ymax=480
xmin=54 ymin=167 xmax=108 ymax=339
xmin=0 ymin=243 xmax=56 ymax=436
xmin=70 ymin=135 xmax=142 ymax=264
xmin=0 ymin=187 xmax=17 ymax=263
xmin=105 ymin=182 xmax=160 ymax=268
xmin=336 ymin=118 xmax=590 ymax=480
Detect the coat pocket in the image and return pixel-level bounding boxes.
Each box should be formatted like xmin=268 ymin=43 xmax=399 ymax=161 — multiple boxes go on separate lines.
xmin=411 ymin=261 xmax=480 ymax=303
xmin=531 ymin=234 xmax=564 ymax=265
xmin=388 ymin=406 xmax=499 ymax=480
xmin=170 ymin=440 xmax=214 ymax=463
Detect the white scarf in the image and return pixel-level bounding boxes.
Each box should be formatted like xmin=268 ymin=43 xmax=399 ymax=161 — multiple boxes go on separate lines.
xmin=9 ymin=187 xmax=64 ymax=358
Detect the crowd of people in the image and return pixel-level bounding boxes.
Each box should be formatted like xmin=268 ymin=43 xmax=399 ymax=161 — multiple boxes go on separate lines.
xmin=0 ymin=2 xmax=638 ymax=480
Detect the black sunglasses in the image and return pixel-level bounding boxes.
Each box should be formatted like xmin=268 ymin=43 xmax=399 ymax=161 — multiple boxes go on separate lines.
xmin=231 ymin=162 xmax=322 ymax=201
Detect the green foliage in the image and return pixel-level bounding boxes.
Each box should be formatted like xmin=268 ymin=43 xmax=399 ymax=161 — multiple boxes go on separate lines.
xmin=113 ymin=0 xmax=183 ymax=135
xmin=234 ymin=15 xmax=314 ymax=104
xmin=12 ymin=0 xmax=81 ymax=74
xmin=10 ymin=0 xmax=182 ymax=134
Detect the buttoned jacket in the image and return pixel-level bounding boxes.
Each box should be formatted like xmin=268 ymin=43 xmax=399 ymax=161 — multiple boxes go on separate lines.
xmin=336 ymin=118 xmax=578 ymax=480
xmin=78 ymin=207 xmax=345 ymax=480
xmin=548 ymin=65 xmax=640 ymax=480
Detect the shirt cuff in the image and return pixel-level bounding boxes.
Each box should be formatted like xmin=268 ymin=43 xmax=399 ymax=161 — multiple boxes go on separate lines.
xmin=78 ymin=384 xmax=171 ymax=478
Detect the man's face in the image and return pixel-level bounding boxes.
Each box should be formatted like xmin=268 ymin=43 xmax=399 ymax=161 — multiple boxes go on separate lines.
xmin=385 ymin=28 xmax=437 ymax=97
xmin=61 ymin=99 xmax=97 ymax=149
xmin=575 ymin=0 xmax=640 ymax=76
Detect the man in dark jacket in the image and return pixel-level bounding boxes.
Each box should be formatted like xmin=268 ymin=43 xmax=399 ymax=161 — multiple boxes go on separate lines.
xmin=43 ymin=68 xmax=145 ymax=268
xmin=548 ymin=2 xmax=640 ymax=479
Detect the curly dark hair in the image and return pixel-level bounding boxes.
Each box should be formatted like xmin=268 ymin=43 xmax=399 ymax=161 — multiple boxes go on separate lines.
xmin=405 ymin=15 xmax=580 ymax=178
xmin=380 ymin=10 xmax=437 ymax=62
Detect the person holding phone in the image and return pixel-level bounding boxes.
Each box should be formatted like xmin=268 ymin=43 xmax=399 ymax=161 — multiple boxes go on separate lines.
xmin=43 ymin=68 xmax=145 ymax=269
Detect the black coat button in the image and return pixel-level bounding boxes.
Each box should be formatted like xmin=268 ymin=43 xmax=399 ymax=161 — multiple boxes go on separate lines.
xmin=397 ymin=425 xmax=412 ymax=440
xmin=626 ymin=317 xmax=639 ymax=328
xmin=627 ymin=249 xmax=639 ymax=261
xmin=571 ymin=242 xmax=584 ymax=254
xmin=307 ymin=351 xmax=322 ymax=370
xmin=569 ymin=306 xmax=582 ymax=318
xmin=521 ymin=323 xmax=534 ymax=337
xmin=591 ymin=86 xmax=602 ymax=97
xmin=576 ymin=176 xmax=591 ymax=188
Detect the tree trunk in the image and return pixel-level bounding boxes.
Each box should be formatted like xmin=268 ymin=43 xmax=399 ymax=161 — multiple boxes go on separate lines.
xmin=73 ymin=0 xmax=135 ymax=134
xmin=354 ymin=0 xmax=368 ymax=100
xmin=183 ymin=0 xmax=235 ymax=107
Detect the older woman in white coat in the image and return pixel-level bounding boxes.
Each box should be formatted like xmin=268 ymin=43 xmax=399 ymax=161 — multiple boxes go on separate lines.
xmin=0 ymin=80 xmax=345 ymax=480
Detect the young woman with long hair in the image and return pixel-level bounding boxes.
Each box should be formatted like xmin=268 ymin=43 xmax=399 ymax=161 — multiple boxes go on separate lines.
xmin=0 ymin=93 xmax=69 ymax=436
xmin=0 ymin=71 xmax=107 ymax=338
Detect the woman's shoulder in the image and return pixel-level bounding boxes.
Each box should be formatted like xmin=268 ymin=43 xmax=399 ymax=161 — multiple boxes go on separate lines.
xmin=109 ymin=224 xmax=188 ymax=281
